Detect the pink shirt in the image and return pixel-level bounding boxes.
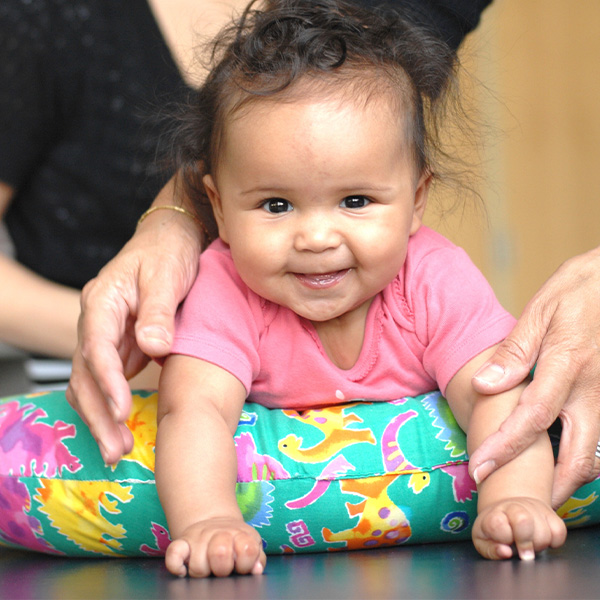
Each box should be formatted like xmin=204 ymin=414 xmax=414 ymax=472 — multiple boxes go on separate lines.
xmin=171 ymin=227 xmax=516 ymax=409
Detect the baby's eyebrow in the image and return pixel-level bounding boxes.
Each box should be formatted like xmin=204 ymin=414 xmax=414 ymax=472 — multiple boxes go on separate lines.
xmin=238 ymin=183 xmax=397 ymax=198
xmin=340 ymin=185 xmax=394 ymax=193
xmin=239 ymin=185 xmax=290 ymax=197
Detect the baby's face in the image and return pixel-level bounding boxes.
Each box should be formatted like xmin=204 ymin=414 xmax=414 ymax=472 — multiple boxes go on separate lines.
xmin=203 ymin=90 xmax=429 ymax=327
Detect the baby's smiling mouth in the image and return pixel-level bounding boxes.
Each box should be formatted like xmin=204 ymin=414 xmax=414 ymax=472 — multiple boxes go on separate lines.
xmin=293 ymin=269 xmax=350 ymax=289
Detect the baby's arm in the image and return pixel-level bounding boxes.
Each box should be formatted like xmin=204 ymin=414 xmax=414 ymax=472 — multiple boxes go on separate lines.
xmin=156 ymin=354 xmax=266 ymax=578
xmin=445 ymin=347 xmax=567 ymax=560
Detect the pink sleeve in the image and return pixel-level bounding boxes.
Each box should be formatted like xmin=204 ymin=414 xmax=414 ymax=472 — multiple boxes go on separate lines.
xmin=407 ymin=236 xmax=516 ymax=394
xmin=169 ymin=242 xmax=262 ymax=395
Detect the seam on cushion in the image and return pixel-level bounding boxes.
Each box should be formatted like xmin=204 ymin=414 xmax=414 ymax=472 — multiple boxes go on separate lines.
xmin=5 ymin=460 xmax=469 ymax=485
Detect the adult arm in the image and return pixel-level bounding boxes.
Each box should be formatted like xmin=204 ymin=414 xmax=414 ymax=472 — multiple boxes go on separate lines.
xmin=0 ymin=181 xmax=80 ymax=358
xmin=66 ymin=178 xmax=203 ymax=463
xmin=469 ymin=246 xmax=600 ymax=508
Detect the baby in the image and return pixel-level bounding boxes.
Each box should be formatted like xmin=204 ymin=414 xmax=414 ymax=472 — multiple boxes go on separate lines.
xmin=155 ymin=0 xmax=567 ymax=578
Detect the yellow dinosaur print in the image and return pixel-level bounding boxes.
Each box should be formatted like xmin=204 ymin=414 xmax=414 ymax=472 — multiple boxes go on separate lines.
xmin=322 ymin=475 xmax=411 ymax=550
xmin=408 ymin=471 xmax=431 ymax=494
xmin=34 ymin=479 xmax=134 ymax=555
xmin=557 ymin=492 xmax=599 ymax=527
xmin=282 ymin=403 xmax=365 ymax=431
xmin=279 ymin=405 xmax=376 ymax=464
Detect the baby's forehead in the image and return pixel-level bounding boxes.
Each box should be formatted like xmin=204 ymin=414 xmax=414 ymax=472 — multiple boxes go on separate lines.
xmin=225 ymin=70 xmax=413 ymax=127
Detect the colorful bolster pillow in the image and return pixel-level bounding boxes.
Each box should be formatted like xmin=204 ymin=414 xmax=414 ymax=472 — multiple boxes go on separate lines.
xmin=1 ymin=390 xmax=600 ymax=557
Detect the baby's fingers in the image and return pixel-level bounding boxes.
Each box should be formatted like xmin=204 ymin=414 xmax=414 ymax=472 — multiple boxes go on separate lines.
xmin=473 ymin=511 xmax=515 ymax=559
xmin=548 ymin=513 xmax=568 ymax=549
xmin=232 ymin=531 xmax=266 ymax=575
xmin=165 ymin=539 xmax=192 ymax=578
xmin=206 ymin=532 xmax=237 ymax=577
xmin=207 ymin=531 xmax=265 ymax=577
xmin=504 ymin=504 xmax=536 ymax=561
xmin=509 ymin=505 xmax=567 ymax=559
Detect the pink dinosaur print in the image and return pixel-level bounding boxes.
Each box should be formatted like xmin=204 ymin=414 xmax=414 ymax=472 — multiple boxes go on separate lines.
xmin=140 ymin=522 xmax=172 ymax=556
xmin=381 ymin=409 xmax=419 ymax=472
xmin=0 ymin=476 xmax=60 ymax=554
xmin=440 ymin=463 xmax=477 ymax=503
xmin=381 ymin=408 xmax=432 ymax=493
xmin=0 ymin=401 xmax=81 ymax=477
xmin=285 ymin=455 xmax=355 ymax=509
xmin=321 ymin=407 xmax=418 ymax=549
xmin=235 ymin=432 xmax=290 ymax=482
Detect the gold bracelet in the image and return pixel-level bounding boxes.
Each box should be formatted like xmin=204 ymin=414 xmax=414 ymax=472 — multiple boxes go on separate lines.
xmin=137 ymin=205 xmax=207 ymax=233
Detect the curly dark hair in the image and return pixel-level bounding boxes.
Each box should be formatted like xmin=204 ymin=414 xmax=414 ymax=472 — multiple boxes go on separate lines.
xmin=172 ymin=0 xmax=458 ymax=241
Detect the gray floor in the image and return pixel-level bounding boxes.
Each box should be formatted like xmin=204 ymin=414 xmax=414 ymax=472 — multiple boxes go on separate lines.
xmin=1 ymin=525 xmax=599 ymax=600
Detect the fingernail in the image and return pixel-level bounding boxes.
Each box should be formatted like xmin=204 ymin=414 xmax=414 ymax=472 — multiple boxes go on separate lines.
xmin=520 ymin=549 xmax=535 ymax=561
xmin=252 ymin=561 xmax=264 ymax=575
xmin=139 ymin=326 xmax=171 ymax=350
xmin=473 ymin=363 xmax=505 ymax=386
xmin=472 ymin=460 xmax=496 ymax=485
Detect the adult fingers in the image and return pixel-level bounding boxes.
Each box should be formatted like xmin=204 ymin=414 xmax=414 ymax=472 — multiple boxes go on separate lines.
xmin=66 ymin=351 xmax=134 ymax=464
xmin=468 ymin=353 xmax=568 ymax=485
xmin=134 ymin=251 xmax=200 ymax=358
xmin=552 ymin=396 xmax=600 ymax=508
xmin=68 ymin=277 xmax=143 ymax=462
xmin=134 ymin=271 xmax=181 ymax=358
xmin=473 ymin=246 xmax=600 ymax=397
xmin=75 ymin=275 xmax=137 ymax=419
xmin=471 ymin=247 xmax=600 ymax=487
xmin=472 ymin=298 xmax=547 ymax=396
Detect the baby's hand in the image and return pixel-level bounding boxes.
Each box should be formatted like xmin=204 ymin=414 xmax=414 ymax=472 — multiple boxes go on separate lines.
xmin=165 ymin=517 xmax=266 ymax=578
xmin=473 ymin=497 xmax=567 ymax=560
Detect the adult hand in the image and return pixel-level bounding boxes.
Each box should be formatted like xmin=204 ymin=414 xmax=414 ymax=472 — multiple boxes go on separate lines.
xmin=66 ymin=194 xmax=203 ymax=464
xmin=468 ymin=246 xmax=600 ymax=508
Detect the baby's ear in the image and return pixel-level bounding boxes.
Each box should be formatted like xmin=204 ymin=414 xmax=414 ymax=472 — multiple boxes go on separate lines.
xmin=410 ymin=171 xmax=432 ymax=235
xmin=203 ymin=175 xmax=228 ymax=243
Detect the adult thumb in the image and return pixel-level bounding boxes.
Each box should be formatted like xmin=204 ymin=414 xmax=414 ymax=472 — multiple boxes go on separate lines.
xmin=472 ymin=318 xmax=542 ymax=395
xmin=135 ymin=287 xmax=179 ymax=358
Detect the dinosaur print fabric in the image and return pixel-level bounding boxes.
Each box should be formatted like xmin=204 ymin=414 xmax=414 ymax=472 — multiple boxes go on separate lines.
xmin=1 ymin=390 xmax=599 ymax=557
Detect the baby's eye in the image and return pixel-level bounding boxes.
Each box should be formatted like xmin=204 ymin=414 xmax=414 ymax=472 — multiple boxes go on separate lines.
xmin=340 ymin=195 xmax=370 ymax=209
xmin=262 ymin=198 xmax=293 ymax=214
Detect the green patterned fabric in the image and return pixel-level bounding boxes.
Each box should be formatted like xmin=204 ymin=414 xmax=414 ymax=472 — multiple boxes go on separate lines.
xmin=1 ymin=390 xmax=599 ymax=557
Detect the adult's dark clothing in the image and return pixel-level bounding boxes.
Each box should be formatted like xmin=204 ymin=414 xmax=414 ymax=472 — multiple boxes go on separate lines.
xmin=359 ymin=0 xmax=494 ymax=50
xmin=0 ymin=0 xmax=492 ymax=291
xmin=0 ymin=0 xmax=191 ymax=289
